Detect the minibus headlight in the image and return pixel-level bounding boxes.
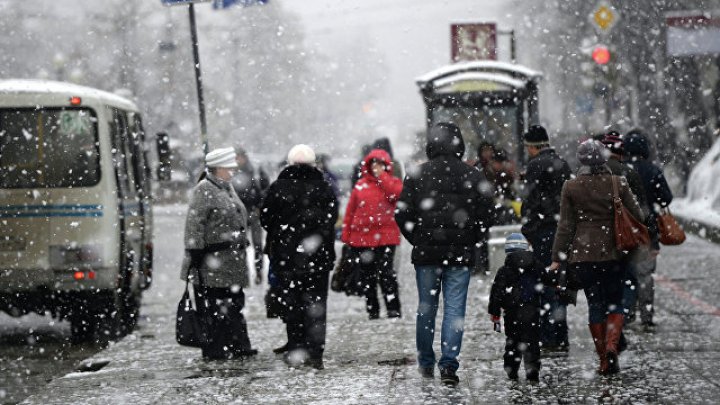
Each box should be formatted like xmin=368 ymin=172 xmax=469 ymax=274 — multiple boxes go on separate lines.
xmin=49 ymin=245 xmax=103 ymax=269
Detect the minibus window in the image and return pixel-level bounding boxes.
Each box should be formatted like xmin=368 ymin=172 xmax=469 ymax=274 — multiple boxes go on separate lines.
xmin=0 ymin=108 xmax=100 ymax=188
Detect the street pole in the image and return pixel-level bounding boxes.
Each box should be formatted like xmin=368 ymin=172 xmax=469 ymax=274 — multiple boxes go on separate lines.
xmin=188 ymin=3 xmax=209 ymax=155
xmin=509 ymin=30 xmax=516 ymax=64
xmin=497 ymin=29 xmax=517 ymax=64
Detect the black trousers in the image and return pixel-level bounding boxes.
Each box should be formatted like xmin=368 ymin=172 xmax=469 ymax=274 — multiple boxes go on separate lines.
xmin=280 ymin=271 xmax=329 ymax=360
xmin=194 ymin=286 xmax=252 ymax=359
xmin=503 ymin=305 xmax=541 ymax=376
xmin=352 ymin=246 xmax=401 ymax=317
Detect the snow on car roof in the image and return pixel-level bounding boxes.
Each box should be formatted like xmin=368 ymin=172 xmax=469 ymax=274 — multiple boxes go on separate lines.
xmin=416 ymin=61 xmax=542 ymax=87
xmin=0 ymin=79 xmax=137 ymax=110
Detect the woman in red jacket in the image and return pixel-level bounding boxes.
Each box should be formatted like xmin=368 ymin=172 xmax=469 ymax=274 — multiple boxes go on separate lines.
xmin=342 ymin=149 xmax=403 ymax=319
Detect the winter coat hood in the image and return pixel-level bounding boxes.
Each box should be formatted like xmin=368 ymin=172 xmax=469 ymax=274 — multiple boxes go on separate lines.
xmin=624 ymin=131 xmax=650 ymax=159
xmin=426 ymin=123 xmax=465 ymax=160
xmin=360 ymin=149 xmax=394 ymax=179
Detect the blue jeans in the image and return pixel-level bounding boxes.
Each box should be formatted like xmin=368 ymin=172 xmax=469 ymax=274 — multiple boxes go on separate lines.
xmin=415 ymin=265 xmax=471 ymax=372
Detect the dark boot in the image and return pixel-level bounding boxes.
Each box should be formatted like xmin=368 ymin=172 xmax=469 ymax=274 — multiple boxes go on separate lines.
xmin=273 ymin=343 xmax=289 ymax=354
xmin=618 ymin=332 xmax=628 ymax=354
xmin=588 ymin=323 xmax=608 ymax=375
xmin=605 ymin=314 xmax=624 ymax=375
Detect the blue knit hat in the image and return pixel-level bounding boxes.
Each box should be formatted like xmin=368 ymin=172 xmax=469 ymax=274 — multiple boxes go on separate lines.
xmin=505 ymin=233 xmax=529 ymax=253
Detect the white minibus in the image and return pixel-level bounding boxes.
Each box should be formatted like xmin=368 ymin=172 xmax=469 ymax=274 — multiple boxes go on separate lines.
xmin=0 ymin=80 xmax=168 ymax=343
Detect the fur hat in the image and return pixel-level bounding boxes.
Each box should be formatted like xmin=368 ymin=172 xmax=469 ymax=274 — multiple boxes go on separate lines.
xmin=505 ymin=233 xmax=529 ymax=253
xmin=523 ymin=125 xmax=549 ymax=146
xmin=287 ymin=144 xmax=316 ymax=165
xmin=205 ymin=147 xmax=238 ymax=168
xmin=576 ymin=139 xmax=608 ymax=167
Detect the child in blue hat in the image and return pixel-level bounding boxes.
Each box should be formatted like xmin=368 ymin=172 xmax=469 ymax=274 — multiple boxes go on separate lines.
xmin=488 ymin=233 xmax=549 ymax=382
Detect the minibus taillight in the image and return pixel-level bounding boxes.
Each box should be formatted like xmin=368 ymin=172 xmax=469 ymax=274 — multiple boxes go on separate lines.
xmin=73 ymin=270 xmax=96 ymax=281
xmin=69 ymin=96 xmax=82 ymax=106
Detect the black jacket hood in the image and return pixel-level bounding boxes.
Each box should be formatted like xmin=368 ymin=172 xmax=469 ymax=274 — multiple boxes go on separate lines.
xmin=624 ymin=130 xmax=650 ymax=159
xmin=426 ymin=122 xmax=465 ymax=160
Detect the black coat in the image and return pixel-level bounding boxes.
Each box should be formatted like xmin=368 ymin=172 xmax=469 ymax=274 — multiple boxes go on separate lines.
xmin=260 ymin=164 xmax=338 ymax=275
xmin=395 ymin=125 xmax=495 ymax=266
xmin=605 ymin=157 xmax=648 ymax=215
xmin=520 ymin=148 xmax=572 ymax=237
xmin=488 ymin=250 xmax=547 ymax=317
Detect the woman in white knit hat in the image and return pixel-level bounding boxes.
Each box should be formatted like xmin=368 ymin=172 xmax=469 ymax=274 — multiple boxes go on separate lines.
xmin=180 ymin=146 xmax=257 ymax=360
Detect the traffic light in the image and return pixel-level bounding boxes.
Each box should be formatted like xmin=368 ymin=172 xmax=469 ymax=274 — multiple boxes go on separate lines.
xmin=592 ymin=45 xmax=611 ymax=65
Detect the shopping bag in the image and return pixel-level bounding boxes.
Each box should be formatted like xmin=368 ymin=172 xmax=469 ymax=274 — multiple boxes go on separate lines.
xmin=657 ymin=209 xmax=686 ymax=245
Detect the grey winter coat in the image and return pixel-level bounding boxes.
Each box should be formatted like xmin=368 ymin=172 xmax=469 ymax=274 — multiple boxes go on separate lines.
xmin=180 ymin=173 xmax=250 ymax=288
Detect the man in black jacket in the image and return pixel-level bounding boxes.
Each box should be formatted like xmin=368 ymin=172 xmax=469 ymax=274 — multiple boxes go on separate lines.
xmin=260 ymin=144 xmax=338 ymax=370
xmin=600 ymin=131 xmax=647 ymax=330
xmin=395 ymin=122 xmax=495 ymax=386
xmin=624 ymin=129 xmax=673 ymax=331
xmin=520 ymin=125 xmax=572 ymax=352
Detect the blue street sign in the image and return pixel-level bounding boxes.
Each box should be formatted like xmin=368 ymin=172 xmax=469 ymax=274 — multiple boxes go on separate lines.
xmin=212 ymin=0 xmax=268 ymax=9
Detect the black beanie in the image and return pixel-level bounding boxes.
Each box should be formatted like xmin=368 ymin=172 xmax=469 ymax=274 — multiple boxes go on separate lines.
xmin=523 ymin=125 xmax=549 ymax=146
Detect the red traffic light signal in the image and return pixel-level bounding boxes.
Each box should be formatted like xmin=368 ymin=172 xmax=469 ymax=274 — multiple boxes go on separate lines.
xmin=592 ymin=45 xmax=611 ymax=65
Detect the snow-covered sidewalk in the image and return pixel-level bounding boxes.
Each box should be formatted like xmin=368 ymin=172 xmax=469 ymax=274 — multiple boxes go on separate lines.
xmin=20 ymin=207 xmax=720 ymax=404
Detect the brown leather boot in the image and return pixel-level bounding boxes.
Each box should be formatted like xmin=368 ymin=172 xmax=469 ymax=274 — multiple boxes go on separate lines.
xmin=588 ymin=323 xmax=608 ymax=375
xmin=605 ymin=314 xmax=624 ymax=375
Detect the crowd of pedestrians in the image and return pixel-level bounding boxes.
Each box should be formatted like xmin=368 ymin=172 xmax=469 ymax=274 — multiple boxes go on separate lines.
xmin=178 ymin=121 xmax=674 ymax=386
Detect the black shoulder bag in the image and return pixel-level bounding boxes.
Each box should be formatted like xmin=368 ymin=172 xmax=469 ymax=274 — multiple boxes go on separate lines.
xmin=176 ymin=264 xmax=209 ymax=348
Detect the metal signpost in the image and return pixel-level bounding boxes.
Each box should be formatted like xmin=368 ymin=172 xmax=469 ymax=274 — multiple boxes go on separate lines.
xmin=161 ymin=0 xmax=268 ymax=154
xmin=162 ymin=0 xmax=212 ymax=154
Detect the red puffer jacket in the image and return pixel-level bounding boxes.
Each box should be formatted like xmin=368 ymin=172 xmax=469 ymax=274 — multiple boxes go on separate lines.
xmin=342 ymin=149 xmax=403 ymax=247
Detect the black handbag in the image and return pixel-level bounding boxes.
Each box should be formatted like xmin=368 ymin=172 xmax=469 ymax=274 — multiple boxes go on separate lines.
xmin=330 ymin=246 xmax=351 ymax=293
xmin=176 ymin=270 xmax=209 ymax=348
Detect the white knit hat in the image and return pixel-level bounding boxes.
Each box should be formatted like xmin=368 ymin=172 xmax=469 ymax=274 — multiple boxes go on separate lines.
xmin=287 ymin=144 xmax=316 ymax=165
xmin=205 ymin=147 xmax=238 ymax=168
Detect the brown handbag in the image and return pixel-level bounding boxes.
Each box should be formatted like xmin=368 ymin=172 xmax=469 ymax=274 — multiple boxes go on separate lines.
xmin=612 ymin=176 xmax=650 ymax=251
xmin=657 ymin=208 xmax=686 ymax=245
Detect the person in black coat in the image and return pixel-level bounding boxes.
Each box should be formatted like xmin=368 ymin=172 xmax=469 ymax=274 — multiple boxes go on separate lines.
xmin=624 ymin=129 xmax=673 ymax=330
xmin=232 ymin=147 xmax=268 ymax=285
xmin=260 ymin=144 xmax=338 ymax=370
xmin=395 ymin=122 xmax=495 ymax=386
xmin=520 ymin=124 xmax=572 ymax=351
xmin=488 ymin=233 xmax=548 ymax=382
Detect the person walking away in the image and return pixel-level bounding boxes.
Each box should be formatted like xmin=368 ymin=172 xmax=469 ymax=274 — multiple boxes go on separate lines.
xmin=342 ymin=148 xmax=403 ymax=319
xmin=260 ymin=144 xmax=338 ymax=370
xmin=520 ymin=125 xmax=572 ymax=352
xmin=549 ymin=140 xmax=645 ymax=375
xmin=624 ymin=129 xmax=673 ymax=332
xmin=488 ymin=233 xmax=549 ymax=383
xmin=395 ymin=122 xmax=495 ymax=386
xmin=316 ymin=153 xmax=341 ymax=198
xmin=180 ymin=147 xmax=257 ymax=360
xmin=600 ymin=131 xmax=648 ymax=351
xmin=232 ymin=147 xmax=267 ymax=285
xmin=470 ymin=142 xmax=497 ymax=274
